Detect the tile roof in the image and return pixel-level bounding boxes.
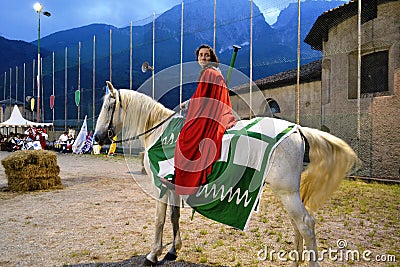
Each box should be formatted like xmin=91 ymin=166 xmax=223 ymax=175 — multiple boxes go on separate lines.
xmin=305 ymin=0 xmax=395 ymax=50
xmin=230 ymin=59 xmax=322 ymax=94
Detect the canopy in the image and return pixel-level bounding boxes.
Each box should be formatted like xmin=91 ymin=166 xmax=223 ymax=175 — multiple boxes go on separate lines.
xmin=0 ymin=105 xmax=53 ymax=127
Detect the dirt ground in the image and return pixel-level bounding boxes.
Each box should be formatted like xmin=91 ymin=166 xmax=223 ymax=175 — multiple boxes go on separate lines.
xmin=0 ymin=151 xmax=398 ymax=267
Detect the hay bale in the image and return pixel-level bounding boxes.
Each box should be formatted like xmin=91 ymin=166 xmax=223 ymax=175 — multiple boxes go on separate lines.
xmin=1 ymin=150 xmax=62 ymax=192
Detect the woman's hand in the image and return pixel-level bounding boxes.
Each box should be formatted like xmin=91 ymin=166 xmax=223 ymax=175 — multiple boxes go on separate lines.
xmin=180 ymin=100 xmax=190 ymax=111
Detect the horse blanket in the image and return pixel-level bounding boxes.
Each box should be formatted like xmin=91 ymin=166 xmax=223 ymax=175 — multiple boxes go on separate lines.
xmin=147 ymin=116 xmax=297 ymax=230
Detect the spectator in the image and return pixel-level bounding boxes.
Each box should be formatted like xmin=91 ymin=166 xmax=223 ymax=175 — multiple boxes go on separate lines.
xmin=68 ymin=126 xmax=76 ymax=139
xmin=56 ymin=131 xmax=68 ymax=152
xmin=64 ymin=133 xmax=75 ymax=153
xmin=11 ymin=133 xmax=24 ymax=151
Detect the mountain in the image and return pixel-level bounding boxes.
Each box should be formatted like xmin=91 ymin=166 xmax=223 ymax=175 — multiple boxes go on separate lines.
xmin=0 ymin=0 xmax=346 ymax=125
xmin=0 ymin=36 xmax=51 ymax=74
xmin=272 ymin=0 xmax=346 ymax=60
xmin=33 ymin=24 xmax=121 ymax=53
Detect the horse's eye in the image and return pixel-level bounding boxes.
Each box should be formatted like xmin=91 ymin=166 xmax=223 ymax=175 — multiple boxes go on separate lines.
xmin=107 ymin=99 xmax=116 ymax=112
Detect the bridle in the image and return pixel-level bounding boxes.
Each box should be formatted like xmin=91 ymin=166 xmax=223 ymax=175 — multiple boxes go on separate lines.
xmin=106 ymin=89 xmax=177 ymax=144
xmin=106 ymin=89 xmax=122 ymax=142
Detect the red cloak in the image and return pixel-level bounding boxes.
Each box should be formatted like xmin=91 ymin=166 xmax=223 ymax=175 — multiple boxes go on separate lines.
xmin=174 ymin=67 xmax=236 ymax=195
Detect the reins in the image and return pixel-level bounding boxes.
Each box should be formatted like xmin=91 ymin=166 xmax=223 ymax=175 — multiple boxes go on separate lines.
xmin=105 ymin=88 xmax=178 ymax=144
xmin=110 ymin=111 xmax=177 ymax=144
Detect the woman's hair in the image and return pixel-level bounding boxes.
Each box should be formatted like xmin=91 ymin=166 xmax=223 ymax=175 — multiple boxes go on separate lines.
xmin=195 ymin=44 xmax=219 ymax=64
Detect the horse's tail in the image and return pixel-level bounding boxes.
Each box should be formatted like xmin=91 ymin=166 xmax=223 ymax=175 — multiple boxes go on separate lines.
xmin=298 ymin=126 xmax=360 ymax=212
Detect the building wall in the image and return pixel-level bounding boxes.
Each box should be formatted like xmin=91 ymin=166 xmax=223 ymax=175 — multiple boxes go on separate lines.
xmin=321 ymin=1 xmax=400 ymax=178
xmin=231 ymin=81 xmax=321 ymax=127
xmin=231 ymin=1 xmax=399 ymax=179
xmin=369 ymin=68 xmax=400 ymax=178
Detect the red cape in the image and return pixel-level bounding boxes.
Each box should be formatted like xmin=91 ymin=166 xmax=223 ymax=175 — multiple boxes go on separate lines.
xmin=174 ymin=67 xmax=236 ymax=195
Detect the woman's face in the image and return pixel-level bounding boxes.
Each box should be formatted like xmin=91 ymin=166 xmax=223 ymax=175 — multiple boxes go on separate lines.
xmin=197 ymin=47 xmax=212 ymax=68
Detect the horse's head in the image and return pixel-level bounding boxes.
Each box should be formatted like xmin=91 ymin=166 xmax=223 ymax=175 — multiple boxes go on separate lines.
xmin=94 ymin=81 xmax=123 ymax=145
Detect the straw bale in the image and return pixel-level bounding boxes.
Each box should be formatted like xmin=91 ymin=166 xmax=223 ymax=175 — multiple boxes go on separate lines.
xmin=1 ymin=150 xmax=62 ymax=192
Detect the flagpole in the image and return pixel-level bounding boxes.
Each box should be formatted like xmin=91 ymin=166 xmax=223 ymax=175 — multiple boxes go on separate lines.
xmin=249 ymin=0 xmax=253 ymax=119
xmin=36 ymin=9 xmax=40 ymax=122
xmin=130 ymin=21 xmax=133 ymax=90
xmin=64 ymin=47 xmax=68 ymax=131
xmin=52 ymin=51 xmax=55 ymax=125
xmin=152 ymin=13 xmax=155 ymax=99
xmin=3 ymin=72 xmax=6 ymax=122
xmin=3 ymin=71 xmax=5 ymax=94
xmin=9 ymin=68 xmax=12 ymax=117
xmin=2 ymin=72 xmax=5 ymax=122
xmin=180 ymin=1 xmax=184 ymax=111
xmin=41 ymin=56 xmax=44 ymax=122
xmin=93 ymin=35 xmax=96 ymax=130
xmin=295 ymin=0 xmax=301 ymax=124
xmin=23 ymin=63 xmax=26 ymax=118
xmin=213 ymin=0 xmax=216 ymax=50
xmin=15 ymin=66 xmax=18 ymax=105
xmin=109 ymin=29 xmax=112 ymax=83
xmin=78 ymin=41 xmax=81 ymax=127
xmin=357 ymin=0 xmax=362 ymax=154
xmin=32 ymin=60 xmax=35 ymax=120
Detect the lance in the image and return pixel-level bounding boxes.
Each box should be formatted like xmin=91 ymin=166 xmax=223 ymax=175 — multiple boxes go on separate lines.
xmin=225 ymin=44 xmax=241 ymax=87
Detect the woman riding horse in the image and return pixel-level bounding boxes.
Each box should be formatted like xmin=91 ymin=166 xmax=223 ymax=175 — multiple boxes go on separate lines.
xmin=162 ymin=44 xmax=237 ymax=195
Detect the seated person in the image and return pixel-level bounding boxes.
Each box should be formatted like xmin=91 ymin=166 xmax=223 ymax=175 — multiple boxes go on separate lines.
xmin=0 ymin=133 xmax=7 ymax=151
xmin=64 ymin=134 xmax=75 ymax=153
xmin=56 ymin=131 xmax=68 ymax=152
xmin=11 ymin=134 xmax=24 ymax=151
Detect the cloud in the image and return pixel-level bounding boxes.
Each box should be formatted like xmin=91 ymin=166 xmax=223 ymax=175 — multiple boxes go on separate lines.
xmin=0 ymin=0 xmax=294 ymax=42
xmin=0 ymin=0 xmax=182 ymax=42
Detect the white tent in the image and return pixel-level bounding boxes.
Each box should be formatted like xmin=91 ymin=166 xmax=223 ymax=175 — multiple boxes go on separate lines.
xmin=0 ymin=105 xmax=53 ymax=127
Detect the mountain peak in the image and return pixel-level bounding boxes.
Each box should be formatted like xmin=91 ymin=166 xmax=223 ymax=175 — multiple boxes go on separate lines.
xmin=273 ymin=0 xmax=346 ymax=29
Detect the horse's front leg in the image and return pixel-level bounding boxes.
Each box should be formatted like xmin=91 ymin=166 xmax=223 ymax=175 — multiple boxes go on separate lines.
xmin=144 ymin=194 xmax=168 ymax=266
xmin=162 ymin=192 xmax=182 ymax=262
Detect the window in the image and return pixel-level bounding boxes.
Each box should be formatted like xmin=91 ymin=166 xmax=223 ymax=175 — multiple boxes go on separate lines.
xmin=361 ymin=51 xmax=388 ymax=94
xmin=322 ymin=59 xmax=331 ymax=104
xmin=348 ymin=50 xmax=389 ymax=99
xmin=266 ymin=98 xmax=280 ymax=114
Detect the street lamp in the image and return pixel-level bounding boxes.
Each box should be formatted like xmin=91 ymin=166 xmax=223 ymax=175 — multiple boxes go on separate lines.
xmin=33 ymin=2 xmax=51 ymax=122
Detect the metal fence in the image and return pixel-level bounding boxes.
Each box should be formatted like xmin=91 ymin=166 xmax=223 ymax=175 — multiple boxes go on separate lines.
xmin=0 ymin=0 xmax=399 ymax=179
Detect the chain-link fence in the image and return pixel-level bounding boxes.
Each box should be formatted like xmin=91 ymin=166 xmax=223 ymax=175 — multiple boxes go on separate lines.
xmin=0 ymin=0 xmax=399 ymax=179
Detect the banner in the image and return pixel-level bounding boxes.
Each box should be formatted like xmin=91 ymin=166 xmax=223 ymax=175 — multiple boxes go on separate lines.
xmin=50 ymin=95 xmax=55 ymax=109
xmin=147 ymin=116 xmax=296 ymax=230
xmin=72 ymin=115 xmax=88 ymax=154
xmin=30 ymin=98 xmax=35 ymax=111
xmin=75 ymin=90 xmax=80 ymax=106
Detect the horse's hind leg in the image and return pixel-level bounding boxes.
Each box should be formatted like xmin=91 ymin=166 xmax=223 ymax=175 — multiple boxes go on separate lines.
xmin=162 ymin=193 xmax=182 ymax=262
xmin=144 ymin=195 xmax=168 ymax=266
xmin=278 ymin=192 xmax=319 ymax=267
xmin=267 ymin=133 xmax=319 ymax=267
xmin=290 ymin=219 xmax=304 ymax=267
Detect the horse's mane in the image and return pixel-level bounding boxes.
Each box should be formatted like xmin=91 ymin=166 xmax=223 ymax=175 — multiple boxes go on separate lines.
xmin=118 ymin=89 xmax=174 ymax=137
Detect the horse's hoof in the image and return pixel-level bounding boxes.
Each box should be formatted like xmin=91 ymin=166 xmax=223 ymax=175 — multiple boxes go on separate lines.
xmin=162 ymin=252 xmax=177 ymax=261
xmin=142 ymin=258 xmax=157 ymax=266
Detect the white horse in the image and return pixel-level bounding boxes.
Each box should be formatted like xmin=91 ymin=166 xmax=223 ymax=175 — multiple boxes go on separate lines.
xmin=94 ymin=81 xmax=359 ymax=267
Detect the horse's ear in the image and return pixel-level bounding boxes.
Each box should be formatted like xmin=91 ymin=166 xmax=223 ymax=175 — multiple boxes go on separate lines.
xmin=106 ymin=81 xmax=116 ymax=98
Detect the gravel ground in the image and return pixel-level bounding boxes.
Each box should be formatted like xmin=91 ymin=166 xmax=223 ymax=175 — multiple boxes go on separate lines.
xmin=0 ymin=151 xmax=398 ymax=267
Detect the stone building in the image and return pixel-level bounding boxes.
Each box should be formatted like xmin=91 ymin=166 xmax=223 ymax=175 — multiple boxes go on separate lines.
xmin=231 ymin=0 xmax=399 ymax=179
